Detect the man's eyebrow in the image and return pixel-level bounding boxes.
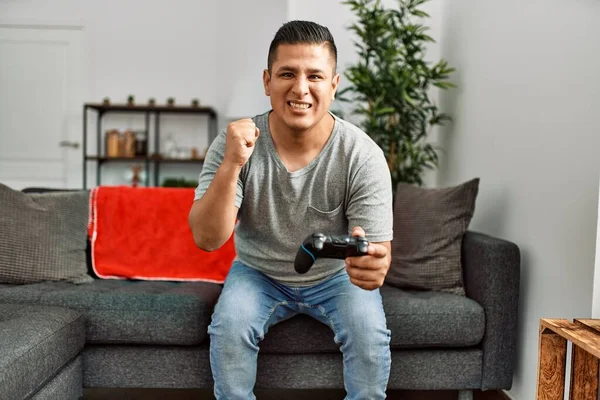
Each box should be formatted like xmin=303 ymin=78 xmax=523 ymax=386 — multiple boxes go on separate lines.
xmin=276 ymin=66 xmax=326 ymax=74
xmin=275 ymin=65 xmax=297 ymax=73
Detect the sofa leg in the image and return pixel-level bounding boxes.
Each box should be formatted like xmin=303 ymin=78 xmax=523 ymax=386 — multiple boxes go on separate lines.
xmin=458 ymin=390 xmax=473 ymax=400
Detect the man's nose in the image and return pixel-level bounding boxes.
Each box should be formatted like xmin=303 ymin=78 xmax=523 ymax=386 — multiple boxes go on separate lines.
xmin=292 ymin=76 xmax=309 ymax=96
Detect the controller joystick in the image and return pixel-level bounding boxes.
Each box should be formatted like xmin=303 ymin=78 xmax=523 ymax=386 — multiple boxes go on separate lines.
xmin=294 ymin=233 xmax=369 ymax=274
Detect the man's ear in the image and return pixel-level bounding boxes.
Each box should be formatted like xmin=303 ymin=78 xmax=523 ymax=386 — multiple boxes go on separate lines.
xmin=263 ymin=69 xmax=271 ymax=96
xmin=331 ymin=73 xmax=341 ymax=99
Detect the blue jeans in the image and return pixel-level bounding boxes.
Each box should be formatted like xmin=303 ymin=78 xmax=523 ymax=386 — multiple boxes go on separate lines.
xmin=208 ymin=261 xmax=391 ymax=400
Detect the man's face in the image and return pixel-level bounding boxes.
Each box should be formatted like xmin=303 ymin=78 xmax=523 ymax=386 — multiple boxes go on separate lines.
xmin=263 ymin=43 xmax=340 ymax=133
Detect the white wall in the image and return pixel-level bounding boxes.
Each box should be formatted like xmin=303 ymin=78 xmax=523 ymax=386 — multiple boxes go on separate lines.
xmin=438 ymin=0 xmax=600 ymax=398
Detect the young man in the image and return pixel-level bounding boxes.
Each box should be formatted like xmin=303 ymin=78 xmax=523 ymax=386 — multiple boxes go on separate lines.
xmin=189 ymin=20 xmax=393 ymax=400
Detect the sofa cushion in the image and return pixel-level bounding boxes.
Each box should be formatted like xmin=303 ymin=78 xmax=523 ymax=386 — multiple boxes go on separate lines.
xmin=0 ymin=280 xmax=222 ymax=345
xmin=259 ymin=284 xmax=485 ymax=353
xmin=380 ymin=285 xmax=484 ymax=347
xmin=0 ymin=184 xmax=93 ymax=285
xmin=0 ymin=304 xmax=85 ymax=400
xmin=83 ymin=345 xmax=214 ymax=388
xmin=32 ymin=356 xmax=82 ymax=400
xmin=387 ymin=178 xmax=479 ymax=295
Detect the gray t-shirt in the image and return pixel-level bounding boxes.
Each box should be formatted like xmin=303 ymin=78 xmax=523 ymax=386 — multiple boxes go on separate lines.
xmin=194 ymin=111 xmax=393 ymax=286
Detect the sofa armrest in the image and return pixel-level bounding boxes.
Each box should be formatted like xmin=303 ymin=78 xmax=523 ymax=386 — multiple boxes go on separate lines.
xmin=461 ymin=231 xmax=520 ymax=390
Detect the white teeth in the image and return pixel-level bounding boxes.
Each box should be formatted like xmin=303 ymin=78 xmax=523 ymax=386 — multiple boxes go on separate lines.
xmin=289 ymin=102 xmax=310 ymax=109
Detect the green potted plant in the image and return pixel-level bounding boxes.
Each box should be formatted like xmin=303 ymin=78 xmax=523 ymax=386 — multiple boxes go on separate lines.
xmin=339 ymin=0 xmax=456 ymax=192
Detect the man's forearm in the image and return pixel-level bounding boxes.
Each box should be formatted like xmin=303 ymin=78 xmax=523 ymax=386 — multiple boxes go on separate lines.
xmin=189 ymin=163 xmax=241 ymax=251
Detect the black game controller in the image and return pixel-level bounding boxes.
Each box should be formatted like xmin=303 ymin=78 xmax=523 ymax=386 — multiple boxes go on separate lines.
xmin=294 ymin=233 xmax=369 ymax=274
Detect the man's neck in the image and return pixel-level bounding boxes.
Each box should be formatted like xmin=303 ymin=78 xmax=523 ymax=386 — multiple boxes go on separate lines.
xmin=268 ymin=112 xmax=335 ymax=172
xmin=269 ymin=112 xmax=334 ymax=152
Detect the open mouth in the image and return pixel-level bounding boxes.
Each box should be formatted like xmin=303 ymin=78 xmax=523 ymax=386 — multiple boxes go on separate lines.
xmin=288 ymin=101 xmax=311 ymax=110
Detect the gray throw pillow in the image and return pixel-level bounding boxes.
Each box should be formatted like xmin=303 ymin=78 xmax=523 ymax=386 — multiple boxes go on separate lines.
xmin=387 ymin=178 xmax=479 ymax=295
xmin=0 ymin=183 xmax=93 ymax=284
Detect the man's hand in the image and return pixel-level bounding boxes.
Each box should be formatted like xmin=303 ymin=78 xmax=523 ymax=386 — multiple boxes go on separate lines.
xmin=345 ymin=227 xmax=391 ymax=291
xmin=223 ymin=118 xmax=260 ymax=168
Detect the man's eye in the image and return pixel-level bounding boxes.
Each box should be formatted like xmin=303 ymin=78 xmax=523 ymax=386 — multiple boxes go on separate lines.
xmin=280 ymin=73 xmax=293 ymax=78
xmin=310 ymin=75 xmax=323 ymax=80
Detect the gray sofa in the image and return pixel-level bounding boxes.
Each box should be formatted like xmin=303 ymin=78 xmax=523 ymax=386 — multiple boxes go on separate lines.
xmin=0 ymin=192 xmax=520 ymax=399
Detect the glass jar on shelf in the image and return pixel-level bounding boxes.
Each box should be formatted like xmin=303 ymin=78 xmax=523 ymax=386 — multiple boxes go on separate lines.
xmin=163 ymin=133 xmax=178 ymax=159
xmin=123 ymin=130 xmax=136 ymax=157
xmin=105 ymin=130 xmax=120 ymax=158
xmin=134 ymin=131 xmax=148 ymax=156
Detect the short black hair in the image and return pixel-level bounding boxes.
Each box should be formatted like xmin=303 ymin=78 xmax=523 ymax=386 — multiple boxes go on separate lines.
xmin=267 ymin=20 xmax=337 ymax=73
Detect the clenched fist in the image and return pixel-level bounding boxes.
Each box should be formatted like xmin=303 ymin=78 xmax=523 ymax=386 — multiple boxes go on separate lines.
xmin=223 ymin=118 xmax=260 ymax=167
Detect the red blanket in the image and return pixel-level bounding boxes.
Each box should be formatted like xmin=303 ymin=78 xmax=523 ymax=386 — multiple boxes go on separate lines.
xmin=88 ymin=186 xmax=235 ymax=283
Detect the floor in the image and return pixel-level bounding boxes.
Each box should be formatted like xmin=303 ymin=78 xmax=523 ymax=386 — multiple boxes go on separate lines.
xmin=84 ymin=388 xmax=508 ymax=399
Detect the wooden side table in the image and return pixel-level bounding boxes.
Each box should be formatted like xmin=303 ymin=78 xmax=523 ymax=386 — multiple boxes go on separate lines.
xmin=537 ymin=318 xmax=600 ymax=399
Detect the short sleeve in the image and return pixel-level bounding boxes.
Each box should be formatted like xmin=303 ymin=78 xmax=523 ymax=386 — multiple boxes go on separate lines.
xmin=345 ymin=148 xmax=393 ymax=243
xmin=194 ymin=130 xmax=244 ymax=208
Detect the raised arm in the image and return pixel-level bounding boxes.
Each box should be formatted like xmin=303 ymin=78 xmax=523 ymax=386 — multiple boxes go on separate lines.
xmin=189 ymin=118 xmax=259 ymax=251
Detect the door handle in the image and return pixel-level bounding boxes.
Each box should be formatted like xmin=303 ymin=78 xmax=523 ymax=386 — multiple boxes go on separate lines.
xmin=59 ymin=140 xmax=80 ymax=149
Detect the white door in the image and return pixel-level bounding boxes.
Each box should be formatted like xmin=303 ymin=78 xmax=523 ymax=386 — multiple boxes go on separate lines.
xmin=0 ymin=25 xmax=86 ymax=190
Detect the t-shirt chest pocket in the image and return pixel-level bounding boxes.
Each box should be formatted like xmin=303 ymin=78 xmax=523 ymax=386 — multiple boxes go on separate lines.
xmin=305 ymin=201 xmax=346 ymax=234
